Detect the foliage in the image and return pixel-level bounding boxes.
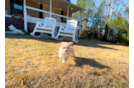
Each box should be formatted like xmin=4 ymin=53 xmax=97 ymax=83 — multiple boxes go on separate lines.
xmin=74 ymin=0 xmax=129 ymax=45
xmin=81 ymin=29 xmax=90 ymax=38
xmin=126 ymin=30 xmax=129 ymax=41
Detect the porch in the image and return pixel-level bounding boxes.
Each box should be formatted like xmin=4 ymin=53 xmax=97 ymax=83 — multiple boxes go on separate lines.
xmin=5 ymin=0 xmax=85 ymax=37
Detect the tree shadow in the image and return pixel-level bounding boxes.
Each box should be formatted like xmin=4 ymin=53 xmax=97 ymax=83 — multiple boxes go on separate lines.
xmin=5 ymin=34 xmax=119 ymax=50
xmin=73 ymin=56 xmax=110 ymax=69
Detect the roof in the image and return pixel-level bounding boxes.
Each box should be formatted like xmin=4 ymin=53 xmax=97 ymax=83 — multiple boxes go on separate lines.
xmin=33 ymin=0 xmax=85 ymax=13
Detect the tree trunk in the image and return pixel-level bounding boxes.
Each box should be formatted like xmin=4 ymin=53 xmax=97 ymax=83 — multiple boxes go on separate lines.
xmin=103 ymin=24 xmax=109 ymax=41
xmin=106 ymin=0 xmax=111 ymax=18
xmin=110 ymin=0 xmax=116 ymax=20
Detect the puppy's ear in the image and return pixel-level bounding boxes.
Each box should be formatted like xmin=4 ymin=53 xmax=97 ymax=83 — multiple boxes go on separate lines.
xmin=69 ymin=42 xmax=74 ymax=46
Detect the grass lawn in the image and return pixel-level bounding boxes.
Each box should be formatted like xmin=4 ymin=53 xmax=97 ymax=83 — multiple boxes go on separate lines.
xmin=5 ymin=34 xmax=129 ymax=88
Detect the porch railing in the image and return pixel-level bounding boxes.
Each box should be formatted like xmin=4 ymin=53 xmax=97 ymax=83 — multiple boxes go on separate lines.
xmin=26 ymin=6 xmax=80 ymax=29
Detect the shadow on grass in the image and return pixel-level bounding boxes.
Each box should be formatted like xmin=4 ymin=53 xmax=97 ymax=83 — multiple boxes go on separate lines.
xmin=73 ymin=56 xmax=110 ymax=69
xmin=5 ymin=34 xmax=119 ymax=50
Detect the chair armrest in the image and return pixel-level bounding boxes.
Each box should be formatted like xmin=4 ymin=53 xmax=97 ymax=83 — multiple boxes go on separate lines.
xmin=59 ymin=25 xmax=66 ymax=30
xmin=36 ymin=21 xmax=42 ymax=26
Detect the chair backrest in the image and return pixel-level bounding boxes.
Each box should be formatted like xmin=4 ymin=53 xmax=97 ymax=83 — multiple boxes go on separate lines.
xmin=43 ymin=17 xmax=57 ymax=29
xmin=66 ymin=20 xmax=78 ymax=31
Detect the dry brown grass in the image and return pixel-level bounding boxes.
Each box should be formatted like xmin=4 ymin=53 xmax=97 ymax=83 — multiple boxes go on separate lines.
xmin=5 ymin=34 xmax=129 ymax=88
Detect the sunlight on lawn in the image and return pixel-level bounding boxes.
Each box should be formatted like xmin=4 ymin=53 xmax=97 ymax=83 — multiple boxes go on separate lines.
xmin=5 ymin=35 xmax=129 ymax=88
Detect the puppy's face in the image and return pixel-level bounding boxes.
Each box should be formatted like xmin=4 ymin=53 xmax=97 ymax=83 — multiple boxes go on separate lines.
xmin=59 ymin=42 xmax=73 ymax=57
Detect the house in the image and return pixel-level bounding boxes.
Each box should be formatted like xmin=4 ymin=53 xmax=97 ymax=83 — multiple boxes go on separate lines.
xmin=5 ymin=0 xmax=85 ymax=37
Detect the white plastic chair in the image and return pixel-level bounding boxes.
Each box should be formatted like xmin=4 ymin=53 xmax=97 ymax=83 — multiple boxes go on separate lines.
xmin=54 ymin=20 xmax=78 ymax=43
xmin=30 ymin=17 xmax=57 ymax=38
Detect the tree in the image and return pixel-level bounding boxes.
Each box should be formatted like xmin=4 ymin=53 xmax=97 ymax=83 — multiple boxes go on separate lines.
xmin=106 ymin=0 xmax=111 ymax=19
xmin=73 ymin=0 xmax=96 ymax=31
xmin=110 ymin=0 xmax=116 ymax=20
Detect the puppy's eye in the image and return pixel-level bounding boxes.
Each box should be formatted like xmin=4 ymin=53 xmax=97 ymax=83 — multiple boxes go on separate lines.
xmin=63 ymin=47 xmax=66 ymax=49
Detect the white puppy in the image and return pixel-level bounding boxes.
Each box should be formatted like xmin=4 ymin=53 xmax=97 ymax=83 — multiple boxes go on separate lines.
xmin=8 ymin=25 xmax=24 ymax=34
xmin=58 ymin=42 xmax=75 ymax=63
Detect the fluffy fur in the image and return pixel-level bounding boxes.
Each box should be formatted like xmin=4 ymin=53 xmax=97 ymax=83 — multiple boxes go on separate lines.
xmin=8 ymin=25 xmax=24 ymax=34
xmin=58 ymin=42 xmax=75 ymax=63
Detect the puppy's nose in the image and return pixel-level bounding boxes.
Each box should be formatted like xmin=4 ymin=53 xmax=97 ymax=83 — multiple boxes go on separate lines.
xmin=65 ymin=50 xmax=68 ymax=52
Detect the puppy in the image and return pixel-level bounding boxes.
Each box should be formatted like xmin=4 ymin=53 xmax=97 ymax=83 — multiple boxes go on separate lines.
xmin=58 ymin=42 xmax=75 ymax=63
xmin=8 ymin=25 xmax=24 ymax=34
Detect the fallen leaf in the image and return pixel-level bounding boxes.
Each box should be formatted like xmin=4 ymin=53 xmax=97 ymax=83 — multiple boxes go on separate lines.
xmin=124 ymin=86 xmax=129 ymax=88
xmin=108 ymin=77 xmax=112 ymax=83
xmin=121 ymin=75 xmax=129 ymax=82
xmin=126 ymin=81 xmax=129 ymax=84
xmin=48 ymin=80 xmax=53 ymax=83
xmin=22 ymin=76 xmax=26 ymax=80
xmin=60 ymin=72 xmax=62 ymax=76
xmin=116 ymin=74 xmax=124 ymax=79
xmin=117 ymin=74 xmax=128 ymax=81
xmin=48 ymin=53 xmax=53 ymax=55
xmin=95 ymin=69 xmax=102 ymax=76
xmin=90 ymin=85 xmax=95 ymax=88
xmin=69 ymin=67 xmax=73 ymax=71
xmin=56 ymin=76 xmax=60 ymax=81
xmin=110 ymin=74 xmax=121 ymax=80
xmin=21 ymin=76 xmax=26 ymax=85
xmin=87 ymin=77 xmax=91 ymax=80
xmin=110 ymin=74 xmax=115 ymax=77
xmin=122 ymin=62 xmax=127 ymax=64
xmin=123 ymin=71 xmax=127 ymax=74
xmin=108 ymin=78 xmax=110 ymax=82
xmin=79 ymin=75 xmax=82 ymax=79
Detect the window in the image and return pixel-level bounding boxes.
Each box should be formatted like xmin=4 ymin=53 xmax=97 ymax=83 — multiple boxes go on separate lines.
xmin=10 ymin=0 xmax=23 ymax=16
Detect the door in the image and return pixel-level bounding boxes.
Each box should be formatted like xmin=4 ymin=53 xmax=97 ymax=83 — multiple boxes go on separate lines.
xmin=39 ymin=4 xmax=43 ymax=18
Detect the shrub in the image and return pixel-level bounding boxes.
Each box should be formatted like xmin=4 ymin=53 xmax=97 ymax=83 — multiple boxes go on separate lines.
xmin=81 ymin=29 xmax=90 ymax=39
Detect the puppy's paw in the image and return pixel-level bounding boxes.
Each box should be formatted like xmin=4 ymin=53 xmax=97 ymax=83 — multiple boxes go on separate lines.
xmin=62 ymin=59 xmax=66 ymax=63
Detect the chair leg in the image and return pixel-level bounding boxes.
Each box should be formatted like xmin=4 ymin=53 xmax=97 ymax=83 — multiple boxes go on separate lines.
xmin=31 ymin=21 xmax=40 ymax=36
xmin=30 ymin=29 xmax=36 ymax=36
xmin=72 ymin=35 xmax=75 ymax=42
xmin=51 ymin=33 xmax=55 ymax=38
xmin=55 ymin=33 xmax=59 ymax=39
xmin=54 ymin=28 xmax=60 ymax=39
xmin=30 ymin=22 xmax=43 ymax=38
xmin=72 ymin=35 xmax=78 ymax=43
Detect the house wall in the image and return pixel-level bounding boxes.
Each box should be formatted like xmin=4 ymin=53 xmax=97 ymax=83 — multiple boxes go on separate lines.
xmin=43 ymin=3 xmax=72 ymax=23
xmin=26 ymin=0 xmax=39 ymax=18
xmin=5 ymin=17 xmax=24 ymax=32
xmin=5 ymin=0 xmax=74 ymax=33
xmin=5 ymin=0 xmax=72 ymax=18
xmin=5 ymin=0 xmax=10 ymax=15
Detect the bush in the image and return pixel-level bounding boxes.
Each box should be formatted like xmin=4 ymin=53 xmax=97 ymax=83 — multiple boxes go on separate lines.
xmin=81 ymin=29 xmax=90 ymax=39
xmin=116 ymin=37 xmax=129 ymax=46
